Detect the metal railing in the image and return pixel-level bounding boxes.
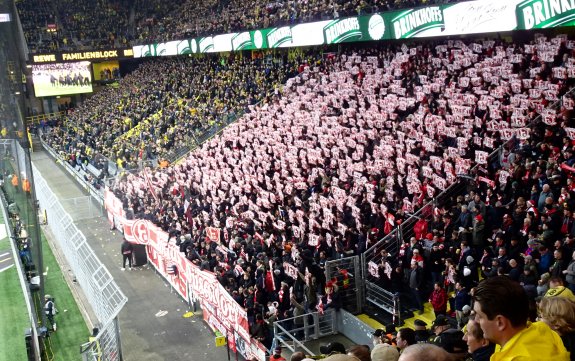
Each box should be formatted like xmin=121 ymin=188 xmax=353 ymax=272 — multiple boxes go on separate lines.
xmin=273 ymin=308 xmax=337 ymax=355
xmin=325 ymin=256 xmax=362 ymax=314
xmin=32 ymin=152 xmax=127 ymax=361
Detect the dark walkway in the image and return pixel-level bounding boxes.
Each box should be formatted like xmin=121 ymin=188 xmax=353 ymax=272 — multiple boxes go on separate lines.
xmin=32 ymin=150 xmax=228 ymax=361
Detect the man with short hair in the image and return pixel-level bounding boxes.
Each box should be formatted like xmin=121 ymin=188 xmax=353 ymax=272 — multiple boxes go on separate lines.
xmin=396 ymin=328 xmax=416 ymax=351
xmin=472 ymin=276 xmax=569 ymax=360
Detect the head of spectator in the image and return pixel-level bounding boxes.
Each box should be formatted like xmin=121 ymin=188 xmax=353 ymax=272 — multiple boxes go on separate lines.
xmin=432 ymin=316 xmax=451 ymax=336
xmin=371 ymin=341 xmax=399 ymax=361
xmin=538 ymin=297 xmax=575 ymax=336
xmin=473 ymin=276 xmax=569 ymax=359
xmin=473 ymin=276 xmax=529 ymax=345
xmin=414 ymin=319 xmax=427 ymax=331
xmin=546 ymin=277 xmax=575 ymax=301
xmin=396 ymin=328 xmax=416 ymax=350
xmin=372 ymin=328 xmax=390 ymax=346
xmin=346 ymin=345 xmax=371 ymax=361
xmin=398 ymin=344 xmax=455 ymax=361
xmin=462 ymin=317 xmax=495 ymax=360
xmin=290 ymin=351 xmax=306 ymax=361
xmin=323 ymin=354 xmax=361 ymax=361
xmin=320 ymin=342 xmax=347 ymax=356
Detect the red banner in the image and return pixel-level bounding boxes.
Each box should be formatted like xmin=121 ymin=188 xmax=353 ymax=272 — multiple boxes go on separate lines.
xmin=104 ymin=189 xmax=262 ymax=360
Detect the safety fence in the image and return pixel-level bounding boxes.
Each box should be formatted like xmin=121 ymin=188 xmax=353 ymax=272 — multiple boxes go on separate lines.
xmin=32 ymin=152 xmax=127 ymax=361
xmin=273 ymin=309 xmax=337 ymax=356
xmin=324 ymin=256 xmax=362 ymax=314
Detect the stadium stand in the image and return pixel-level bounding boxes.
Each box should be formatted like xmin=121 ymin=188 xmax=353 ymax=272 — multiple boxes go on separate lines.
xmin=18 ymin=0 xmax=465 ymax=52
xmin=42 ymin=53 xmax=301 ymax=173
xmin=83 ymin=34 xmax=575 ymax=355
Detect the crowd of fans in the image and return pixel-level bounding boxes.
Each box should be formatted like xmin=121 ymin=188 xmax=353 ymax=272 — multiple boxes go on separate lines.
xmin=135 ymin=0 xmax=465 ymax=44
xmin=43 ymin=53 xmax=299 ymax=170
xmin=17 ymin=0 xmax=465 ymax=53
xmin=55 ymin=0 xmax=133 ymax=50
xmin=91 ymin=33 xmax=575 ymax=359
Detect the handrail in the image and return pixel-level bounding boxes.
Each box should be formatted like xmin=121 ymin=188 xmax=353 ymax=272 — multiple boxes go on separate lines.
xmin=273 ymin=321 xmax=316 ymax=356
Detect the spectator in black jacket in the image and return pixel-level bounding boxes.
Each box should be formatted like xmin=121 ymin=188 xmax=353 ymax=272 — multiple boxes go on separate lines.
xmin=409 ymin=260 xmax=425 ymax=314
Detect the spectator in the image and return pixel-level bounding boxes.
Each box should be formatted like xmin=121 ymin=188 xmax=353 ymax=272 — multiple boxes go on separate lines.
xmin=346 ymin=345 xmax=371 ymax=361
xmin=546 ymin=278 xmax=575 ymax=302
xmin=563 ymin=250 xmax=575 ymax=293
xmin=454 ymin=282 xmax=470 ymax=328
xmin=538 ymin=297 xmax=575 ymax=361
xmin=472 ymin=276 xmax=569 ymax=360
xmin=429 ymin=282 xmax=448 ymax=317
xmin=413 ymin=319 xmax=430 ymax=344
xmin=398 ymin=344 xmax=456 ymax=361
xmin=430 ymin=316 xmax=466 ymax=355
xmin=395 ymin=328 xmax=416 ymax=352
xmin=409 ymin=260 xmax=425 ymax=314
xmin=462 ymin=317 xmax=495 ymax=361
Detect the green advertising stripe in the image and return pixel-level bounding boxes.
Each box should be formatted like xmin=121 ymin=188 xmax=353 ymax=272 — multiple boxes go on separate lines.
xmin=131 ymin=0 xmax=575 ymax=57
xmin=516 ymin=0 xmax=575 ymax=29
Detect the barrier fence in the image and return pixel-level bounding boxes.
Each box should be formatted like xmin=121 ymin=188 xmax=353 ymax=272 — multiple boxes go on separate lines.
xmin=324 ymin=256 xmax=362 ymax=314
xmin=32 ymin=152 xmax=127 ymax=361
xmin=273 ymin=309 xmax=337 ymax=355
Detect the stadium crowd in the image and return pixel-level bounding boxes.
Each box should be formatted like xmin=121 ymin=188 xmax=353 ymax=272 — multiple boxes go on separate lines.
xmin=89 ymin=34 xmax=575 ymax=359
xmin=43 ymin=53 xmax=300 ymax=170
xmin=136 ymin=0 xmax=466 ymax=43
xmin=17 ymin=0 xmax=465 ymax=53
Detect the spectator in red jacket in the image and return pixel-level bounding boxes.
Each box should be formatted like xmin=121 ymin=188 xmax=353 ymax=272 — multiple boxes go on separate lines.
xmin=429 ymin=282 xmax=448 ymax=317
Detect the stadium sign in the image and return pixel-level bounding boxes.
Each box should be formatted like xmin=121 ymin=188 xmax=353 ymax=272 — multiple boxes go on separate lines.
xmin=62 ymin=50 xmax=120 ymax=61
xmin=32 ymin=54 xmax=57 ymax=63
xmin=267 ymin=26 xmax=293 ymax=48
xmin=31 ymin=48 xmax=134 ymax=63
xmin=131 ymin=0 xmax=575 ymax=58
xmin=324 ymin=18 xmax=362 ymax=44
xmin=390 ymin=6 xmax=444 ymax=39
xmin=232 ymin=32 xmax=253 ymax=50
xmin=516 ymin=0 xmax=575 ymax=29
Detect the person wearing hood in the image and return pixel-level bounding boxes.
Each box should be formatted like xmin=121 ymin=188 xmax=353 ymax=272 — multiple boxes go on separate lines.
xmin=472 ymin=276 xmax=569 ymax=361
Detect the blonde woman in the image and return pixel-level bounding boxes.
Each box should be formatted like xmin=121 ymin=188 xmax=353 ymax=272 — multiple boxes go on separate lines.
xmin=539 ymin=297 xmax=575 ymax=360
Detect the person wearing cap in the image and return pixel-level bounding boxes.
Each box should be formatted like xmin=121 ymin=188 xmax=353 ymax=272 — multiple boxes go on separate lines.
xmin=473 ymin=276 xmax=569 ymax=361
xmin=431 ymin=316 xmax=465 ymax=355
xmin=269 ymin=346 xmax=286 ymax=361
xmin=413 ymin=320 xmax=431 ymax=343
xmin=371 ymin=329 xmax=399 ymax=361
xmin=44 ymin=294 xmax=57 ymax=331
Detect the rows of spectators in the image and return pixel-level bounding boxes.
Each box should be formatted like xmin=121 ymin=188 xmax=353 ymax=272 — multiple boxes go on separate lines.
xmin=43 ymin=53 xmax=299 ymax=170
xmin=17 ymin=0 xmax=465 ymax=53
xmin=136 ymin=0 xmax=466 ymax=43
xmin=99 ymin=34 xmax=575 ymax=357
xmin=55 ymin=0 xmax=133 ymax=50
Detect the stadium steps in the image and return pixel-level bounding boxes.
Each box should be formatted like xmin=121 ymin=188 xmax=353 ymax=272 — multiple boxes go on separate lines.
xmin=359 ymin=300 xmax=446 ymax=331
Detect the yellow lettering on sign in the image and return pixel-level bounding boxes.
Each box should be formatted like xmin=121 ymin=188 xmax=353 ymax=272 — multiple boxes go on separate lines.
xmin=33 ymin=54 xmax=56 ymax=63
